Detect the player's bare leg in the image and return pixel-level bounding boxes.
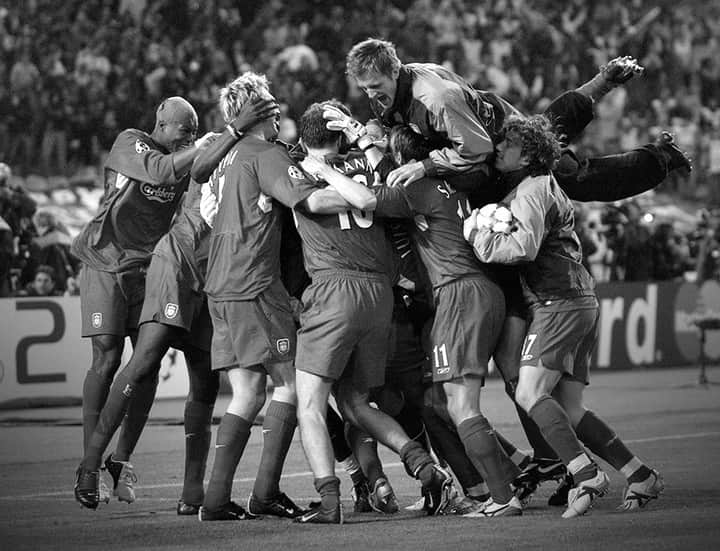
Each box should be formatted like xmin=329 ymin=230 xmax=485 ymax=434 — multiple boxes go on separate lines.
xmin=554 ymin=380 xmax=663 ymax=511
xmin=295 ymin=369 xmax=343 ymax=523
xmin=515 ymin=365 xmax=609 ymax=518
xmin=442 ymin=376 xmax=521 ymax=517
xmin=199 ymin=366 xmax=265 ymax=521
xmin=247 ymin=361 xmax=306 ymax=519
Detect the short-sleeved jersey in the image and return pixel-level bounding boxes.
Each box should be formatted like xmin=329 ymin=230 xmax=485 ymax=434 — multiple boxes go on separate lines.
xmin=204 ymin=136 xmax=317 ymax=301
xmin=467 ymin=172 xmax=595 ymax=304
xmin=71 ymin=129 xmax=188 ymax=272
xmin=152 ymin=180 xmax=209 ymax=292
xmin=293 ymin=150 xmax=396 ymax=277
xmin=374 ymin=178 xmax=495 ymax=289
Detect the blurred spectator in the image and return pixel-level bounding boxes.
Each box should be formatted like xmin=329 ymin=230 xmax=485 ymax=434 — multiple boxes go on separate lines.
xmin=30 ymin=208 xmax=79 ymax=294
xmin=650 ymin=222 xmax=689 ymax=280
xmin=695 ymin=216 xmax=720 ymax=283
xmin=619 ymin=201 xmax=654 ymax=282
xmin=15 ymin=264 xmax=62 ymax=297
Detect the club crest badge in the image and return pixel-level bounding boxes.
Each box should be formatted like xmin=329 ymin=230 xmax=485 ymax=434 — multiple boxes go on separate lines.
xmin=287 ymin=165 xmax=305 ymax=180
xmin=135 ymin=139 xmax=150 ymax=154
xmin=91 ymin=312 xmax=103 ymax=328
xmin=276 ymin=338 xmax=290 ymax=354
xmin=165 ymin=303 xmax=178 ymax=319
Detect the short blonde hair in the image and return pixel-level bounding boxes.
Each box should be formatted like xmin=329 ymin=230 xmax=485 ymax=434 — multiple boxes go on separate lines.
xmin=219 ymin=72 xmax=272 ymax=123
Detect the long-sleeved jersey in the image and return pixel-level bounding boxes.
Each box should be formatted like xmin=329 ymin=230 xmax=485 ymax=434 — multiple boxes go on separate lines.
xmin=376 ymin=63 xmax=522 ymax=177
xmin=71 ymin=129 xmax=188 ymax=272
xmin=467 ymin=172 xmax=595 ymax=304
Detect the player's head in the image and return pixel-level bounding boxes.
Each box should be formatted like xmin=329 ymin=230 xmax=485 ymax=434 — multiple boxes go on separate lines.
xmin=299 ymin=100 xmax=351 ymax=153
xmin=495 ymin=115 xmax=561 ymax=175
xmin=153 ymin=96 xmax=199 ymax=152
xmin=219 ymin=72 xmax=280 ymax=141
xmin=389 ymin=125 xmax=431 ymax=167
xmin=346 ymin=38 xmax=402 ymax=113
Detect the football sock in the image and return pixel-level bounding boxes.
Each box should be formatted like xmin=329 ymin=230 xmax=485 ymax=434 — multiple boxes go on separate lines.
xmin=567 ymin=453 xmax=598 ymax=484
xmin=422 ymin=407 xmax=484 ymax=489
xmin=82 ymin=370 xmax=134 ymax=471
xmin=575 ymin=410 xmax=651 ymax=483
xmin=252 ymin=401 xmax=297 ymax=501
xmin=181 ymin=400 xmax=214 ymax=505
xmin=466 ymin=482 xmax=490 ymax=500
xmin=528 ymin=395 xmax=587 ymax=468
xmin=457 ymin=415 xmax=516 ymax=503
xmin=82 ymin=369 xmax=112 ymax=451
xmin=315 ymin=476 xmax=340 ymax=510
xmin=338 ymin=455 xmax=365 ymax=486
xmin=113 ymin=372 xmax=158 ymax=462
xmin=326 ymin=407 xmax=352 ymax=462
xmin=347 ymin=424 xmax=382 ymax=487
xmin=399 ymin=440 xmax=435 ymax=486
xmin=515 ymin=402 xmax=560 ymax=460
xmin=203 ymin=413 xmax=252 ymax=510
xmin=495 ymin=431 xmax=530 ymax=468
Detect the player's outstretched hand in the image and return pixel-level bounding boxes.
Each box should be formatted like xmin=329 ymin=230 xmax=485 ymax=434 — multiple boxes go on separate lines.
xmin=601 ymin=56 xmax=644 ymax=84
xmin=200 ymin=182 xmax=219 ymax=228
xmin=230 ymin=98 xmax=280 ymax=134
xmin=463 ymin=209 xmax=479 ymax=241
xmin=323 ymin=105 xmax=367 ymax=145
xmin=387 ymin=161 xmax=426 ymax=187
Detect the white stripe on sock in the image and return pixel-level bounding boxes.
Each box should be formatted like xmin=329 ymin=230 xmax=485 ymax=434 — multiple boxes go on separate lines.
xmin=567 ymin=453 xmax=593 ymax=475
xmin=620 ymin=456 xmax=644 ymax=479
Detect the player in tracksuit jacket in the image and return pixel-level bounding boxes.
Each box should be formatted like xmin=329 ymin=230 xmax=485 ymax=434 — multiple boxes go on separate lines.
xmin=465 ymin=115 xmax=664 ymax=519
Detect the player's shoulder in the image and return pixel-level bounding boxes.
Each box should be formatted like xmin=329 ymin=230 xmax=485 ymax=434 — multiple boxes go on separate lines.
xmin=112 ymin=128 xmax=158 ymax=153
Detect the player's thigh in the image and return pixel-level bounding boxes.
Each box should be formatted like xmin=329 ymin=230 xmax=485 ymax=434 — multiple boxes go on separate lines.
xmin=430 ymin=278 xmax=505 ymax=383
xmin=492 ymin=313 xmax=528 ymax=383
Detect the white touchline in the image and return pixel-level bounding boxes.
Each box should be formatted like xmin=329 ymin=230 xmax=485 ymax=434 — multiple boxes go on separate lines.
xmin=4 ymin=431 xmax=720 ymax=500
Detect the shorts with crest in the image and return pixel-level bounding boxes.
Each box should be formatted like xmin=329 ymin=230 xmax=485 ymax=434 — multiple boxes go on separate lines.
xmin=139 ymin=253 xmax=212 ymax=352
xmin=430 ymin=276 xmax=505 ymax=383
xmin=209 ymin=278 xmax=296 ymax=371
xmin=80 ymin=264 xmax=146 ymax=337
xmin=520 ymin=296 xmax=599 ymax=385
xmin=295 ymin=270 xmax=393 ymax=391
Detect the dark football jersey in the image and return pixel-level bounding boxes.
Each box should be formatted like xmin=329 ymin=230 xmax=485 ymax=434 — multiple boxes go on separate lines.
xmin=468 ymin=173 xmax=595 ymax=303
xmin=204 ymin=136 xmax=317 ymax=301
xmin=71 ymin=129 xmax=188 ymax=272
xmin=293 ymin=150 xmax=396 ymax=277
xmin=373 ymin=178 xmax=495 ymax=289
xmin=152 ymin=180 xmax=208 ymax=291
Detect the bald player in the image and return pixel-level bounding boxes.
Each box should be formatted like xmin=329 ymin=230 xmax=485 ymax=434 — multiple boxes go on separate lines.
xmin=72 ymin=97 xmax=215 ymax=507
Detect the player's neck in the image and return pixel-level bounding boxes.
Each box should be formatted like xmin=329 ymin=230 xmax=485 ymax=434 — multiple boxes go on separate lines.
xmin=306 ymin=146 xmax=337 ymax=158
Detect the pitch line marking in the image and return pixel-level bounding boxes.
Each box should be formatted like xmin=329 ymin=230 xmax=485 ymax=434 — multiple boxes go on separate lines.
xmin=2 ymin=430 xmax=719 ymax=501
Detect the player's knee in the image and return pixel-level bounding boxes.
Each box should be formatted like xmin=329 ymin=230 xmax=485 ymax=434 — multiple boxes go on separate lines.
xmin=187 ymin=371 xmax=219 ymax=404
xmin=514 ymin=385 xmax=540 ymax=413
xmin=90 ymin=335 xmax=123 ymax=376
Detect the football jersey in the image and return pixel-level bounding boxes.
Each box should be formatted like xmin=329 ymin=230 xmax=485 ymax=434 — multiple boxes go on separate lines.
xmin=468 ymin=172 xmax=595 ymax=304
xmin=374 ymin=178 xmax=495 ymax=289
xmin=293 ymin=150 xmax=396 ymax=277
xmin=152 ymin=180 xmax=209 ymax=291
xmin=204 ymin=136 xmax=317 ymax=301
xmin=71 ymin=129 xmax=188 ymax=272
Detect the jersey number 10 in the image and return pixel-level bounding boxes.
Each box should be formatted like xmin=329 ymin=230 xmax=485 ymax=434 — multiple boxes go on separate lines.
xmin=338 ymin=174 xmax=374 ymax=230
